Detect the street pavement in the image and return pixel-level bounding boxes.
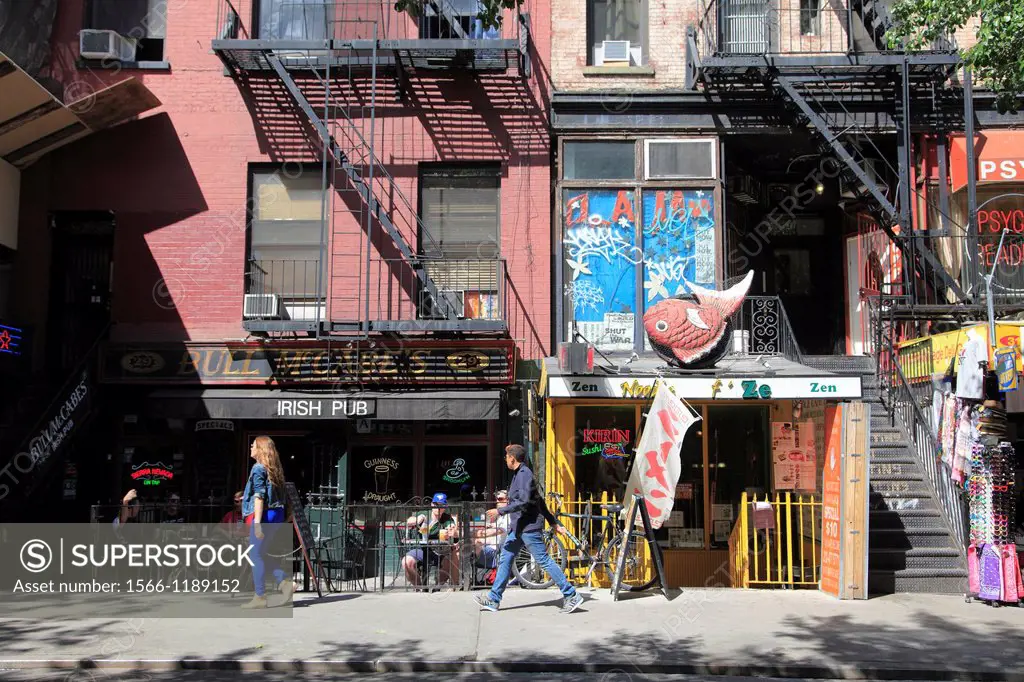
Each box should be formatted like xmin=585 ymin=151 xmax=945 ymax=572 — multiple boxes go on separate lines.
xmin=0 ymin=588 xmax=1023 ymax=679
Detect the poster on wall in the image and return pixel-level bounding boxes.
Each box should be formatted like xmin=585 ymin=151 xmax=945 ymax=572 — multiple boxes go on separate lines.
xmin=771 ymin=422 xmax=798 ymax=490
xmin=563 ymin=189 xmax=639 ymax=352
xmin=820 ymin=404 xmax=843 ymax=597
xmin=795 ymin=419 xmax=818 ymax=492
xmin=642 ymin=190 xmax=717 ymax=351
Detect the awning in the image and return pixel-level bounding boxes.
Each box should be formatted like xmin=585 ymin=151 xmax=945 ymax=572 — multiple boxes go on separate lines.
xmin=950 ymin=131 xmax=1024 ymax=193
xmin=0 ymin=52 xmax=161 ymax=169
xmin=142 ymin=389 xmax=502 ymax=421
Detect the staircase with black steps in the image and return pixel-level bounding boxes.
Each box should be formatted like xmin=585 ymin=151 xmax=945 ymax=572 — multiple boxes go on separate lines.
xmin=865 ymin=382 xmax=968 ymax=595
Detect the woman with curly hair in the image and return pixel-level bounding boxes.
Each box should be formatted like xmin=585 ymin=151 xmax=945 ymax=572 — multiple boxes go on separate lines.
xmin=240 ymin=435 xmax=293 ymax=608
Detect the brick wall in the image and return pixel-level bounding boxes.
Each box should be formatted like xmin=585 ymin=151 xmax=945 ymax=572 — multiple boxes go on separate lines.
xmin=15 ymin=0 xmax=553 ymax=360
xmin=551 ymin=0 xmax=858 ymax=93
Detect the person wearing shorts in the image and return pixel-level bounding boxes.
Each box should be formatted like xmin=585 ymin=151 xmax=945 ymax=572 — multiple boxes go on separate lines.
xmin=403 ymin=492 xmax=460 ymax=587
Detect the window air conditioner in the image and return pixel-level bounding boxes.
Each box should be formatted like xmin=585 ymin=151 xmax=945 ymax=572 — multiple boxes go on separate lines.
xmin=243 ymin=294 xmax=281 ymax=319
xmin=419 ymin=289 xmax=465 ymax=319
xmin=594 ymin=40 xmax=638 ymax=66
xmin=80 ymin=30 xmax=138 ymax=61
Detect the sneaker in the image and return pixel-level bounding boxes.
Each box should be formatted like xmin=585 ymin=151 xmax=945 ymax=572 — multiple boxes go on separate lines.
xmin=475 ymin=594 xmax=499 ymax=612
xmin=240 ymin=595 xmax=267 ymax=609
xmin=559 ymin=593 xmax=584 ymax=614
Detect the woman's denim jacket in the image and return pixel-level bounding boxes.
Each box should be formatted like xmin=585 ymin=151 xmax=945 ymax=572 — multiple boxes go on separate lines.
xmin=241 ymin=463 xmax=285 ymax=518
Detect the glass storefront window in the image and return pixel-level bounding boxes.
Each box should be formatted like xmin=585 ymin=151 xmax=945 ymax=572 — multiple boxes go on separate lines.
xmin=563 ymin=142 xmax=637 ymax=180
xmin=562 ymin=189 xmax=640 ymax=352
xmin=573 ymin=406 xmax=637 ymax=499
xmin=706 ymin=406 xmax=770 ymax=549
xmin=424 ymin=445 xmax=488 ymax=501
xmin=350 ymin=445 xmax=414 ymax=504
xmin=560 ymin=185 xmax=718 ymax=353
xmin=658 ymin=413 xmax=704 ymax=549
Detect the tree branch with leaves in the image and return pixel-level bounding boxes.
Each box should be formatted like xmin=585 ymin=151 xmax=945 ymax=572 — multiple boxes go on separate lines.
xmin=888 ymin=0 xmax=1024 ymax=112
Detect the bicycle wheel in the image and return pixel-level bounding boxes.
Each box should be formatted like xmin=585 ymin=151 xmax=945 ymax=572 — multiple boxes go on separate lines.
xmin=511 ymin=533 xmax=567 ymax=589
xmin=603 ymin=530 xmax=659 ymax=591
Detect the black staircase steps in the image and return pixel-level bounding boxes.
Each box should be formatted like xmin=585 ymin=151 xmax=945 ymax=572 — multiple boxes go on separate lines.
xmin=264 ymin=54 xmax=452 ymax=321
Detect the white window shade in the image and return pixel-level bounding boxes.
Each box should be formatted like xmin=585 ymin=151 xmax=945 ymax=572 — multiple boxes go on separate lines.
xmin=644 ymin=139 xmax=717 ymax=179
xmin=419 ymin=168 xmax=501 ymax=259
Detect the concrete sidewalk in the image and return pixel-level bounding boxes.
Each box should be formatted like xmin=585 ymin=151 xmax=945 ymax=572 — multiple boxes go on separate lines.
xmin=1 ymin=588 xmax=1023 ymax=679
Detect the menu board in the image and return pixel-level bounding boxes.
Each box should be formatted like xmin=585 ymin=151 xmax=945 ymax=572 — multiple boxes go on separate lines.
xmin=772 ymin=422 xmax=798 ymax=490
xmin=772 ymin=420 xmax=818 ymax=492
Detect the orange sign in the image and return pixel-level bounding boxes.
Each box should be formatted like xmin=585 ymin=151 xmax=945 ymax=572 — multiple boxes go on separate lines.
xmin=950 ymin=131 xmax=1024 ymax=193
xmin=820 ymin=404 xmax=843 ymax=598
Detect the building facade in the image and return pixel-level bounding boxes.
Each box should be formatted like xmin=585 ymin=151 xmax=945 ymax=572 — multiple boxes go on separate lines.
xmin=540 ymin=0 xmax=1024 ymax=591
xmin=0 ymin=0 xmax=552 ymax=520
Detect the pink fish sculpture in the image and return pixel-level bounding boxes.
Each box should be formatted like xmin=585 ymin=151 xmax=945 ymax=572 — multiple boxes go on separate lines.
xmin=643 ymin=271 xmax=754 ymax=368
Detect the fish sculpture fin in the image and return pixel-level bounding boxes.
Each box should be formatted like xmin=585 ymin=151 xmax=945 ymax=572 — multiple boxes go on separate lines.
xmin=688 ymin=270 xmax=754 ymax=318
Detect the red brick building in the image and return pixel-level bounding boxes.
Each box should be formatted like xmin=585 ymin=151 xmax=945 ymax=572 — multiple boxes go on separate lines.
xmin=1 ymin=0 xmax=552 ymax=517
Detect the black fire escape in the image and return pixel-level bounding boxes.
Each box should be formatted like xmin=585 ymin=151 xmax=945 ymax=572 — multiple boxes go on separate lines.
xmin=686 ymin=0 xmax=968 ymax=309
xmin=212 ymin=0 xmax=530 ymax=336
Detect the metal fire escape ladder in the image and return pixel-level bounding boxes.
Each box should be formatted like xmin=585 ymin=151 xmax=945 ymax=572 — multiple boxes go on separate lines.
xmin=773 ymin=73 xmax=969 ymax=304
xmin=265 ymin=54 xmax=452 ymax=320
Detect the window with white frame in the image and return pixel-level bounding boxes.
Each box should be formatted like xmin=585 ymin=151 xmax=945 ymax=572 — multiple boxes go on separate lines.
xmin=559 ymin=138 xmax=720 ymax=352
xmin=418 ymin=164 xmax=502 ymax=320
xmin=587 ymin=0 xmax=647 ymax=66
xmin=800 ymin=0 xmax=821 ymax=36
xmin=258 ymin=0 xmax=331 ymax=40
xmin=249 ymin=167 xmax=326 ymax=304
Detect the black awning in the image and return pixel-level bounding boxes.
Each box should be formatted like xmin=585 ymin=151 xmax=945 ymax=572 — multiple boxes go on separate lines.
xmin=143 ymin=389 xmax=502 ymax=421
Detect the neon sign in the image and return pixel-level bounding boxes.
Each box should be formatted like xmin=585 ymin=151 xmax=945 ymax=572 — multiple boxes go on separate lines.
xmin=0 ymin=324 xmax=24 ymax=357
xmin=582 ymin=429 xmax=631 ymax=444
xmin=131 ymin=462 xmax=174 ymax=486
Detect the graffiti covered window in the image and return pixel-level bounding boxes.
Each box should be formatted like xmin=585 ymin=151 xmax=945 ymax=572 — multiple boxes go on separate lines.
xmin=562 ymin=189 xmax=640 ymax=352
xmin=641 ymin=189 xmax=717 ymax=322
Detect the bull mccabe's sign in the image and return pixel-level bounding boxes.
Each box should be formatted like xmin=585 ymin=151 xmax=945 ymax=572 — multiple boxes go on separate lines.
xmin=99 ymin=341 xmax=515 ymax=385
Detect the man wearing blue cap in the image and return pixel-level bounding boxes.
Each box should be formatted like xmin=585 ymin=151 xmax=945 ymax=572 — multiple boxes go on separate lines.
xmin=476 ymin=444 xmax=583 ymax=614
xmin=403 ymin=492 xmax=460 ymax=587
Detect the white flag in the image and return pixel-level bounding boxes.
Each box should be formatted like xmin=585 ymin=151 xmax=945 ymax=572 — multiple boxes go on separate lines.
xmin=622 ymin=384 xmax=700 ymax=529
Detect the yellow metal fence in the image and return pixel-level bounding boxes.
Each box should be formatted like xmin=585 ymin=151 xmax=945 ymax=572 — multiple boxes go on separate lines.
xmin=730 ymin=492 xmax=823 ymax=589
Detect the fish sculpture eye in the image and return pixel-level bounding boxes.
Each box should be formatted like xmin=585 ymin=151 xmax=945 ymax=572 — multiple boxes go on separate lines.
xmin=654 ymin=320 xmax=669 ymax=333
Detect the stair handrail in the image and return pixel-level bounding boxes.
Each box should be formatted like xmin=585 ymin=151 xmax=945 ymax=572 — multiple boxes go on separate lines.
xmin=1 ymin=322 xmax=110 ymax=500
xmin=877 ymin=333 xmax=968 ymax=552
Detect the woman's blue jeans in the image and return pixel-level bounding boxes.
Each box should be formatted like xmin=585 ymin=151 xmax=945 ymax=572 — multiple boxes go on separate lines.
xmin=249 ymin=508 xmax=287 ymax=596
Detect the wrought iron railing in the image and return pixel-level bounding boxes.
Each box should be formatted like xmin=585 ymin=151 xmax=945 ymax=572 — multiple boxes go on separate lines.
xmin=215 ymin=0 xmax=523 ymax=43
xmin=876 ymin=333 xmax=968 ymax=550
xmin=731 ymin=295 xmax=805 ymax=365
xmin=693 ymin=0 xmax=955 ymax=61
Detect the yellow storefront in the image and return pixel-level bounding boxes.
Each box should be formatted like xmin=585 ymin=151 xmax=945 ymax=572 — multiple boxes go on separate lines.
xmin=538 ymin=360 xmax=863 ymax=588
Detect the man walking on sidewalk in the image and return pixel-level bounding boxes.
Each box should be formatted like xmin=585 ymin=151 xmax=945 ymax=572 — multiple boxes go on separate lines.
xmin=475 ymin=444 xmax=584 ymax=614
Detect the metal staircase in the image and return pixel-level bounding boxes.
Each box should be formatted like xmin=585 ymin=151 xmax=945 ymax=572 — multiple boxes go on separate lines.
xmin=865 ymin=376 xmax=968 ymax=593
xmin=212 ymin=0 xmax=527 ymax=335
xmin=687 ymin=0 xmax=967 ymax=306
xmin=803 ymin=355 xmax=968 ymax=593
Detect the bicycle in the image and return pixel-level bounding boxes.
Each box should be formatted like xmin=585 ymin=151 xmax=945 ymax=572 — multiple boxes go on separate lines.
xmin=510 ymin=491 xmax=659 ymax=592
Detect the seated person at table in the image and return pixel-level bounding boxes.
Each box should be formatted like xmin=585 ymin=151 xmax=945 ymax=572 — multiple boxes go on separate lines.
xmin=473 ymin=489 xmax=510 ymax=569
xmin=403 ymin=492 xmax=460 ymax=587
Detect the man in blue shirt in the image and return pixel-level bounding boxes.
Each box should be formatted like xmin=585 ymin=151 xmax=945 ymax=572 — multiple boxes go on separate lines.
xmin=475 ymin=444 xmax=583 ymax=614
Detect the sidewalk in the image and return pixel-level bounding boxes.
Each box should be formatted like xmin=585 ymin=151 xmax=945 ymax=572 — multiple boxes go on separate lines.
xmin=1 ymin=587 xmax=1023 ymax=679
